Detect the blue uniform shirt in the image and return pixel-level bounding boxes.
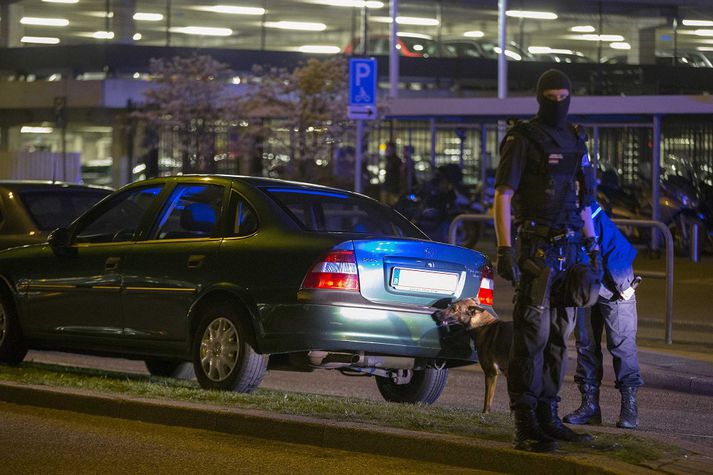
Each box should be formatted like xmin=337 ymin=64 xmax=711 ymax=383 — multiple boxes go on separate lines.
xmin=591 ymin=202 xmax=637 ymax=293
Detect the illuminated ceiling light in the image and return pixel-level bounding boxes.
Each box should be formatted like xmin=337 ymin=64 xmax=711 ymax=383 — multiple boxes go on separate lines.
xmin=231 ymin=76 xmax=242 ymax=84
xmin=92 ymin=31 xmax=114 ymax=39
xmin=199 ymin=5 xmax=266 ymax=15
xmin=506 ymin=10 xmax=557 ymax=20
xmin=307 ymin=0 xmax=383 ymax=7
xmin=298 ymin=45 xmax=341 ymax=54
xmin=528 ymin=46 xmax=553 ymax=54
xmin=42 ymin=0 xmax=78 ymax=3
xmin=264 ymin=21 xmax=327 ymax=31
xmin=694 ymin=29 xmax=713 ymax=37
xmin=372 ymin=16 xmax=439 ymax=26
xmin=570 ymin=25 xmax=595 ymax=33
xmin=171 ymin=26 xmax=233 ymax=36
xmin=20 ymin=17 xmax=69 ymax=27
xmin=698 ymin=46 xmax=713 ymax=51
xmin=463 ymin=30 xmax=484 ymax=38
xmin=574 ymin=34 xmax=625 ymax=42
xmin=87 ymin=11 xmax=114 ymax=18
xmin=133 ymin=33 xmax=142 ymax=40
xmin=21 ymin=126 xmax=54 ymax=134
xmin=21 ymin=36 xmax=61 ymax=44
xmin=683 ymin=19 xmax=713 ymax=27
xmin=397 ymin=32 xmax=432 ymax=39
xmin=610 ymin=42 xmax=631 ymax=50
xmin=133 ymin=13 xmax=164 ymax=22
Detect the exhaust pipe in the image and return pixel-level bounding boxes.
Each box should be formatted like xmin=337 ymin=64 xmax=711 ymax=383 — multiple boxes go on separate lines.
xmin=352 ymin=353 xmax=416 ymax=369
xmin=307 ymin=351 xmax=358 ymax=368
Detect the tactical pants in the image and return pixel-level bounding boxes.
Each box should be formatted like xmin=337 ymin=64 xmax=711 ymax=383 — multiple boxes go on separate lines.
xmin=573 ymin=280 xmax=644 ymax=389
xmin=508 ymin=238 xmax=583 ymax=410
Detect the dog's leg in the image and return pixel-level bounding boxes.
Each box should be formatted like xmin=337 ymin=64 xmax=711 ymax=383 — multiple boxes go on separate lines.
xmin=483 ymin=370 xmax=498 ymax=413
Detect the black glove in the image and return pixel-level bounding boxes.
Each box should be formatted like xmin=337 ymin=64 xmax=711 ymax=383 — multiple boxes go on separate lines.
xmin=584 ymin=237 xmax=603 ymax=277
xmin=496 ymin=246 xmax=520 ymax=286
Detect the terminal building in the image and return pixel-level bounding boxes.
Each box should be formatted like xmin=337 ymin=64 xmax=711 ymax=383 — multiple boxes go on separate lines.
xmin=0 ymin=0 xmax=712 ymax=198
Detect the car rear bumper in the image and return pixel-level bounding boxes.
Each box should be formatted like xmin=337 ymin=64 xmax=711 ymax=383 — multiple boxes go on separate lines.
xmin=256 ymin=303 xmax=476 ymax=362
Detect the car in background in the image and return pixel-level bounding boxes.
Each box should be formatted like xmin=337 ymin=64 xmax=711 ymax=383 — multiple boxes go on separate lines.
xmin=442 ymin=38 xmax=533 ymax=61
xmin=0 ymin=181 xmax=111 ymax=250
xmin=529 ymin=49 xmax=594 ymax=64
xmin=0 ymin=175 xmax=494 ymax=404
xmin=344 ymin=34 xmax=453 ymax=58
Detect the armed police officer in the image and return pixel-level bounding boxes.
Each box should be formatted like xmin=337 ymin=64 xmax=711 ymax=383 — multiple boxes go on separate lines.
xmin=494 ymin=69 xmax=601 ymax=452
xmin=563 ymin=200 xmax=643 ymax=429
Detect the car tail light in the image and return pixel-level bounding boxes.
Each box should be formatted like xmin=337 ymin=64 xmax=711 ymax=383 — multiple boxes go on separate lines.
xmin=301 ymin=250 xmax=360 ymax=291
xmin=477 ymin=265 xmax=494 ymax=306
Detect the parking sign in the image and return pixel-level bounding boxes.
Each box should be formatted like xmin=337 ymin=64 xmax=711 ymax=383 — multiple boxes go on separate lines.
xmin=348 ymin=58 xmax=377 ymax=120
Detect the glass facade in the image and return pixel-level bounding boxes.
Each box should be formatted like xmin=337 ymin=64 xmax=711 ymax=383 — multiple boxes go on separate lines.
xmin=3 ymin=0 xmax=713 ymax=66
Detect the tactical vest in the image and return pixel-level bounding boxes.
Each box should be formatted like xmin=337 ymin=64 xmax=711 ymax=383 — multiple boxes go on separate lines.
xmin=507 ymin=119 xmax=588 ymax=229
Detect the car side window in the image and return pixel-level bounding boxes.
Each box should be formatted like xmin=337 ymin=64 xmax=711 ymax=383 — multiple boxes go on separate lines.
xmin=75 ymin=185 xmax=163 ymax=243
xmin=229 ymin=193 xmax=258 ymax=237
xmin=155 ymin=184 xmax=224 ymax=240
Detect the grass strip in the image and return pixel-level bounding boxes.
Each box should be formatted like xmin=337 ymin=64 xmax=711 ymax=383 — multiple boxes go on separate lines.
xmin=0 ymin=361 xmax=680 ymax=465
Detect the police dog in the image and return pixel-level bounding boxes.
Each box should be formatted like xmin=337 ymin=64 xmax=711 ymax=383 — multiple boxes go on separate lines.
xmin=433 ymin=298 xmax=512 ymax=413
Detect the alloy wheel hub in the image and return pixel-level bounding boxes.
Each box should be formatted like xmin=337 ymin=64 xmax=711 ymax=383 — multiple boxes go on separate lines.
xmin=199 ymin=317 xmax=239 ymax=382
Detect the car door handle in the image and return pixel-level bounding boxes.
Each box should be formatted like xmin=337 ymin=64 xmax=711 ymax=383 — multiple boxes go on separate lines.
xmin=105 ymin=257 xmax=121 ymax=271
xmin=187 ymin=255 xmax=205 ymax=269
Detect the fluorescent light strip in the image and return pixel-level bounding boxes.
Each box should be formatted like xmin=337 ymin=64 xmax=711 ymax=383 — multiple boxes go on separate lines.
xmin=463 ymin=30 xmax=484 ymax=38
xmin=698 ymin=46 xmax=713 ymax=51
xmin=506 ymin=10 xmax=557 ymax=20
xmin=573 ymin=34 xmax=625 ymax=42
xmin=264 ymin=21 xmax=326 ymax=31
xmin=21 ymin=126 xmax=54 ymax=134
xmin=298 ymin=45 xmax=340 ymax=54
xmin=683 ymin=20 xmax=713 ymax=27
xmin=570 ymin=25 xmax=595 ymax=33
xmin=20 ymin=17 xmax=69 ymax=27
xmin=42 ymin=0 xmax=78 ymax=3
xmin=92 ymin=31 xmax=114 ymax=39
xmin=694 ymin=29 xmax=713 ymax=37
xmin=397 ymin=32 xmax=432 ymax=39
xmin=201 ymin=5 xmax=266 ymax=15
xmin=134 ymin=13 xmax=164 ymax=22
xmin=371 ymin=16 xmax=439 ymax=26
xmin=171 ymin=26 xmax=233 ymax=36
xmin=21 ymin=36 xmax=60 ymax=44
xmin=493 ymin=47 xmax=522 ymax=61
xmin=610 ymin=42 xmax=631 ymax=50
xmin=308 ymin=0 xmax=383 ymax=7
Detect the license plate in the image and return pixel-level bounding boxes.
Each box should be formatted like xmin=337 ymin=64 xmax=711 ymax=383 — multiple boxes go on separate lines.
xmin=390 ymin=267 xmax=459 ymax=295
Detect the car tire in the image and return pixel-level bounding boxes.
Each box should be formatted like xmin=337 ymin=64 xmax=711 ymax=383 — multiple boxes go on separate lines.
xmin=145 ymin=359 xmax=195 ymax=380
xmin=192 ymin=303 xmax=268 ymax=392
xmin=375 ymin=367 xmax=448 ymax=405
xmin=0 ymin=293 xmax=27 ymax=365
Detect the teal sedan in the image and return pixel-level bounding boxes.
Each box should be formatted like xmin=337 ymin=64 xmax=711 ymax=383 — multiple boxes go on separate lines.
xmin=0 ymin=176 xmax=494 ymax=404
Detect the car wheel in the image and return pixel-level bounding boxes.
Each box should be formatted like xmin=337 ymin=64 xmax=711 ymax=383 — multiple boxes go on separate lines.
xmin=0 ymin=293 xmax=27 ymax=365
xmin=145 ymin=359 xmax=195 ymax=380
xmin=192 ymin=303 xmax=268 ymax=392
xmin=375 ymin=367 xmax=448 ymax=404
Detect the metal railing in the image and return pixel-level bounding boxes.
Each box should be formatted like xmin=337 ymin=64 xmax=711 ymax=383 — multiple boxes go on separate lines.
xmin=449 ymin=214 xmax=675 ymax=344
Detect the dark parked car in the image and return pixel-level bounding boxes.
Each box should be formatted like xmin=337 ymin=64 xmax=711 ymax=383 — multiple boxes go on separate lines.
xmin=0 ymin=176 xmax=494 ymax=403
xmin=0 ymin=181 xmax=111 ymax=250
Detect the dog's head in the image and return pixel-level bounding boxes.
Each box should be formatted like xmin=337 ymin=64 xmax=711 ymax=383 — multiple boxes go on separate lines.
xmin=433 ymin=297 xmax=496 ymax=330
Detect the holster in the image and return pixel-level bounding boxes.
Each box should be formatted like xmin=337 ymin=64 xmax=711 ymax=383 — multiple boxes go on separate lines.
xmin=521 ymin=258 xmax=552 ymax=312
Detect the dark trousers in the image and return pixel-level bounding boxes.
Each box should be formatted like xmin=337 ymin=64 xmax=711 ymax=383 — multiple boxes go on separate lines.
xmin=574 ymin=291 xmax=644 ymax=389
xmin=508 ymin=239 xmax=581 ymax=410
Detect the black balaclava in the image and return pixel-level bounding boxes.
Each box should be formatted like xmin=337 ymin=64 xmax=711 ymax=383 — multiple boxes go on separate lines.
xmin=536 ymin=69 xmax=571 ymax=129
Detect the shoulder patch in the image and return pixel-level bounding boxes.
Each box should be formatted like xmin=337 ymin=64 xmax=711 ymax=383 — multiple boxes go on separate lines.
xmin=581 ymin=152 xmax=592 ymax=167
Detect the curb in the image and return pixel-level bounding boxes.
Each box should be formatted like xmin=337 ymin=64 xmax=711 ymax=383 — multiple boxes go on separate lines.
xmin=0 ymin=381 xmax=653 ymax=475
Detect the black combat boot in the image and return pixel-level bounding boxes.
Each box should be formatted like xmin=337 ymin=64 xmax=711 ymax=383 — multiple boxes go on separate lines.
xmin=512 ymin=406 xmax=559 ymax=452
xmin=536 ymin=399 xmax=593 ymax=443
xmin=563 ymin=384 xmax=601 ymax=425
xmin=617 ymin=387 xmax=639 ymax=429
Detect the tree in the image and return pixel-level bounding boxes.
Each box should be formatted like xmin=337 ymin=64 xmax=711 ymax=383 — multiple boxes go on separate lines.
xmin=136 ymin=55 xmax=234 ymax=174
xmin=238 ymin=57 xmax=350 ymax=182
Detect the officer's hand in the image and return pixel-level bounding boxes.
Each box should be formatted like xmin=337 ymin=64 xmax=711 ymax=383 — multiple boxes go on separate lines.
xmin=496 ymin=246 xmax=520 ymax=286
xmin=584 ymin=237 xmax=603 ymax=277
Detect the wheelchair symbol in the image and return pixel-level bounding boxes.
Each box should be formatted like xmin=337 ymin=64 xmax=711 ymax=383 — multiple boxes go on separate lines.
xmin=354 ymin=87 xmax=372 ymax=103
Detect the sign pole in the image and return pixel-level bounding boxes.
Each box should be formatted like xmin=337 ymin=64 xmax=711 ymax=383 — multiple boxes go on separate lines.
xmin=355 ymin=119 xmax=364 ymax=193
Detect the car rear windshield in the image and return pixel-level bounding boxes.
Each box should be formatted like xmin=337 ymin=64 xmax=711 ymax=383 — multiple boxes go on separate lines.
xmin=20 ymin=189 xmax=110 ymax=231
xmin=263 ymin=187 xmax=426 ymax=238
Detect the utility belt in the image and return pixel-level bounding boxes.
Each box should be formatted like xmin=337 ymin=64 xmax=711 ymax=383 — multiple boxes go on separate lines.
xmin=517 ymin=220 xmax=580 ymax=244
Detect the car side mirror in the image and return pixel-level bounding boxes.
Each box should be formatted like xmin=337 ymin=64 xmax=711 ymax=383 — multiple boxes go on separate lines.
xmin=48 ymin=227 xmax=72 ymax=253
